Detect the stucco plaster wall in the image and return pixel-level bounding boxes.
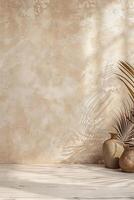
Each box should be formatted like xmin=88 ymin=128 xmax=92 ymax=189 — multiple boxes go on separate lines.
xmin=0 ymin=0 xmax=133 ymax=163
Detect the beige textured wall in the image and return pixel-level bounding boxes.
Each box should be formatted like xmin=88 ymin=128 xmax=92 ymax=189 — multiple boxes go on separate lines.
xmin=0 ymin=0 xmax=133 ymax=163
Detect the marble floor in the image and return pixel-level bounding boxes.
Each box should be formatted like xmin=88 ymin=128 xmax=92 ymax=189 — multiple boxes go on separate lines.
xmin=0 ymin=164 xmax=133 ymax=200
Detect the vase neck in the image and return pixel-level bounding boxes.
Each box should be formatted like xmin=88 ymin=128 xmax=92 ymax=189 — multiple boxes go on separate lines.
xmin=109 ymin=133 xmax=118 ymax=139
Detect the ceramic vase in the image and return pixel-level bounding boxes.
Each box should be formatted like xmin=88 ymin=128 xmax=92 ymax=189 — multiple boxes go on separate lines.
xmin=103 ymin=133 xmax=124 ymax=169
xmin=119 ymin=145 xmax=134 ymax=172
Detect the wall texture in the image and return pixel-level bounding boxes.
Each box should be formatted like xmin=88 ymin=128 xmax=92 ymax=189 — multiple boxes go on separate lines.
xmin=0 ymin=0 xmax=133 ymax=163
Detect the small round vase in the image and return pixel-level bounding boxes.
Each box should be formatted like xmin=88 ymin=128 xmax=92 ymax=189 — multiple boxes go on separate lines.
xmin=119 ymin=145 xmax=134 ymax=173
xmin=103 ymin=133 xmax=124 ymax=169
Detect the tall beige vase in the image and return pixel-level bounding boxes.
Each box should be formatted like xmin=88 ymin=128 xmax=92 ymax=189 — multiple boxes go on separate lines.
xmin=103 ymin=133 xmax=124 ymax=169
xmin=119 ymin=145 xmax=134 ymax=172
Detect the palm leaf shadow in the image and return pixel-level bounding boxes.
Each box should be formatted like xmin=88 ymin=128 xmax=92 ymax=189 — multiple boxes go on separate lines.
xmin=62 ymin=66 xmax=115 ymax=163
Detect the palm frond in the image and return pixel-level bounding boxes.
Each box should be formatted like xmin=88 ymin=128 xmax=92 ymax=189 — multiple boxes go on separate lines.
xmin=113 ymin=104 xmax=134 ymax=144
xmin=118 ymin=61 xmax=134 ymax=102
xmin=115 ymin=61 xmax=134 ymax=146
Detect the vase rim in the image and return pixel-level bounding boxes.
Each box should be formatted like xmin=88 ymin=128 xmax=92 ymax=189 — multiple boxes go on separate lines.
xmin=109 ymin=132 xmax=118 ymax=139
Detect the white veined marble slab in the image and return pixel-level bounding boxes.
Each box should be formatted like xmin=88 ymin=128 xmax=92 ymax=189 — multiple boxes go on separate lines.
xmin=0 ymin=164 xmax=133 ymax=200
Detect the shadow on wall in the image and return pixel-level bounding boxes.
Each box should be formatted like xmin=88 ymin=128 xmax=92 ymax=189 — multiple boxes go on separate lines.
xmin=62 ymin=0 xmax=134 ymax=164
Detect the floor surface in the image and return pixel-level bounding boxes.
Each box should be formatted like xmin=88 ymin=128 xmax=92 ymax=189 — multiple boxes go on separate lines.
xmin=0 ymin=164 xmax=133 ymax=200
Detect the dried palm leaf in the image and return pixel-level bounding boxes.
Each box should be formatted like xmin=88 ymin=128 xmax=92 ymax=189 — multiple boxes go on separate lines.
xmin=113 ymin=103 xmax=134 ymax=145
xmin=115 ymin=61 xmax=134 ymax=146
xmin=117 ymin=61 xmax=134 ymax=102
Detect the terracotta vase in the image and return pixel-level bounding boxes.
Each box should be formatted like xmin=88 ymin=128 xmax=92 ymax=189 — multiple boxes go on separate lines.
xmin=119 ymin=145 xmax=134 ymax=172
xmin=103 ymin=133 xmax=124 ymax=169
